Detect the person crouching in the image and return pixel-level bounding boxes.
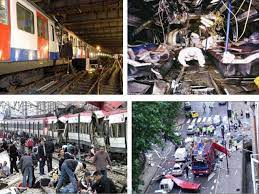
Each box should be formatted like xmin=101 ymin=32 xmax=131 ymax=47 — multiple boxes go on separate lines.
xmin=56 ymin=159 xmax=86 ymax=193
xmin=79 ymin=171 xmax=93 ymax=194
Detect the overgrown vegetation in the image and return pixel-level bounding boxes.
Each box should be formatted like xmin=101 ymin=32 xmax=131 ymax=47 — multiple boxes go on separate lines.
xmin=132 ymin=102 xmax=182 ymax=192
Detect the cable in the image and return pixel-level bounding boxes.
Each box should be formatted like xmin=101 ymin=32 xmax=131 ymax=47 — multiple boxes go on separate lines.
xmin=157 ymin=0 xmax=167 ymax=44
xmin=224 ymin=0 xmax=231 ymax=53
xmin=236 ymin=0 xmax=253 ymax=41
xmin=233 ymin=0 xmax=246 ymax=16
xmin=221 ymin=0 xmax=238 ymax=42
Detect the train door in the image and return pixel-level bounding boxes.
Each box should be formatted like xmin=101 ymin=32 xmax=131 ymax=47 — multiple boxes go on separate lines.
xmin=37 ymin=12 xmax=49 ymax=59
xmin=0 ymin=0 xmax=10 ymax=61
xmin=48 ymin=21 xmax=58 ymax=60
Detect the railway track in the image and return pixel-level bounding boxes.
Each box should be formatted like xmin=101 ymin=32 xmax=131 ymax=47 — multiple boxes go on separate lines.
xmin=1 ymin=57 xmax=123 ymax=94
xmin=60 ymin=62 xmax=123 ymax=94
xmin=12 ymin=65 xmax=123 ymax=94
xmin=98 ymin=62 xmax=123 ymax=94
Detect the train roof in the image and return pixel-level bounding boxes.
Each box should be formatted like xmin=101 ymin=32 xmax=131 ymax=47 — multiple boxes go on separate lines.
xmin=2 ymin=108 xmax=126 ymax=123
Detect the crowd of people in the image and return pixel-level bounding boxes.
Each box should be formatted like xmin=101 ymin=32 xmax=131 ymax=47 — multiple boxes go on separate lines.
xmin=0 ymin=130 xmax=120 ymax=193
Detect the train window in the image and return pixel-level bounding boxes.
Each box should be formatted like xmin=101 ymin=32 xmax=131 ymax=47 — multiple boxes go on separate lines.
xmin=80 ymin=123 xmax=88 ymax=134
xmin=120 ymin=124 xmax=126 ymax=137
xmin=51 ymin=25 xmax=55 ymax=41
xmin=17 ymin=3 xmax=34 ymax=34
xmin=37 ymin=16 xmax=48 ymax=39
xmin=74 ymin=38 xmax=76 ymax=46
xmin=110 ymin=124 xmax=125 ymax=137
xmin=71 ymin=124 xmax=74 ymax=132
xmin=69 ymin=123 xmax=72 ymax=132
xmin=87 ymin=124 xmax=90 ymax=134
xmin=0 ymin=0 xmax=8 ymax=24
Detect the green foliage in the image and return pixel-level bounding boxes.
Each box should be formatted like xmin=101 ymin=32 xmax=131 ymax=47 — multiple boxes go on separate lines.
xmin=132 ymin=102 xmax=182 ymax=192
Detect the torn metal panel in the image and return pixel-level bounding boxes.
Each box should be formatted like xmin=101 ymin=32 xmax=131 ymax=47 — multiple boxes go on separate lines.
xmin=128 ymin=81 xmax=151 ymax=94
xmin=152 ymin=80 xmax=170 ymax=94
xmin=208 ymin=49 xmax=259 ymax=77
xmin=128 ymin=59 xmax=152 ymax=79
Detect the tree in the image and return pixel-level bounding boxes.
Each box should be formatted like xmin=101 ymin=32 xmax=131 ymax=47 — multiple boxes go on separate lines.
xmin=132 ymin=102 xmax=181 ymax=191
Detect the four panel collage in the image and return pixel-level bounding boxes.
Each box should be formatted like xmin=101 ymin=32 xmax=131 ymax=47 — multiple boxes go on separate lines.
xmin=0 ymin=0 xmax=259 ymax=194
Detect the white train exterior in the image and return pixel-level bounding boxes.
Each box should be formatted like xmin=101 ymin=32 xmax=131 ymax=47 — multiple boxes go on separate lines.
xmin=0 ymin=109 xmax=127 ymax=154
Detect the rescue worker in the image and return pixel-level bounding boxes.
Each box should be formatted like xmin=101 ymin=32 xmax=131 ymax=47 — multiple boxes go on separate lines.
xmin=93 ymin=146 xmax=112 ymax=177
xmin=209 ymin=126 xmax=214 ymax=136
xmin=234 ymin=123 xmax=238 ymax=131
xmin=234 ymin=140 xmax=238 ymax=151
xmin=229 ymin=137 xmax=233 ymax=149
xmin=58 ymin=148 xmax=75 ymax=171
xmin=196 ymin=127 xmax=200 ymax=136
xmin=206 ymin=127 xmax=210 ymax=136
xmin=92 ymin=170 xmax=117 ymax=193
xmin=185 ymin=165 xmax=189 ymax=179
xmin=45 ymin=137 xmax=55 ymax=172
xmin=203 ymin=103 xmax=206 ymax=113
xmin=202 ymin=127 xmax=207 ymax=136
xmin=55 ymin=159 xmax=86 ymax=193
xmin=38 ymin=138 xmax=47 ymax=175
xmin=8 ymin=142 xmax=19 ymax=174
xmin=209 ymin=105 xmax=213 ymax=113
xmin=238 ymin=119 xmax=242 ymax=127
xmin=229 ymin=120 xmax=233 ymax=131
xmin=79 ymin=171 xmax=93 ymax=194
xmin=234 ymin=112 xmax=238 ymax=120
xmin=18 ymin=153 xmax=33 ymax=188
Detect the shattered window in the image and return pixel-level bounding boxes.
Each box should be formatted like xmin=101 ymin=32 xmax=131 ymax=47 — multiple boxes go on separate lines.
xmin=17 ymin=3 xmax=34 ymax=34
xmin=0 ymin=0 xmax=8 ymax=24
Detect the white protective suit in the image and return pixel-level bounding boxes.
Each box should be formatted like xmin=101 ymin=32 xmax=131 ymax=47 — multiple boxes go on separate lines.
xmin=178 ymin=47 xmax=205 ymax=67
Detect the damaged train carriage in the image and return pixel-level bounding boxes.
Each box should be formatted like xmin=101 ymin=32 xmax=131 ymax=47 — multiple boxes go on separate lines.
xmin=128 ymin=0 xmax=259 ymax=95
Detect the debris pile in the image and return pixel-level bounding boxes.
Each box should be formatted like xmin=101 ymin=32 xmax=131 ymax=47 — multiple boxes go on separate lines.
xmin=128 ymin=0 xmax=259 ymax=94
